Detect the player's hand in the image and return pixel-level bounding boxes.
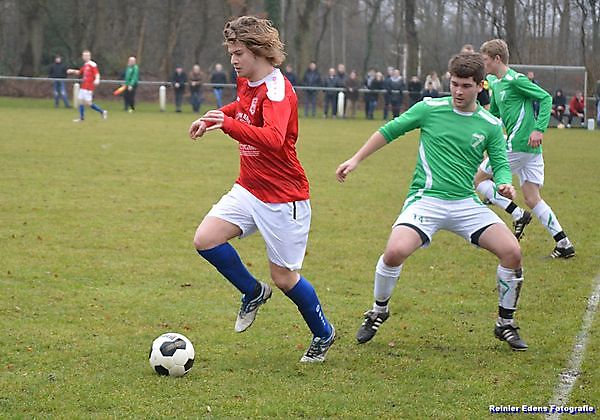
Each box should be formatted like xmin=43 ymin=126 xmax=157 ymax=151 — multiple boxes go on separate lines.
xmin=528 ymin=130 xmax=543 ymax=148
xmin=200 ymin=110 xmax=225 ymax=132
xmin=497 ymin=184 xmax=516 ymax=200
xmin=336 ymin=158 xmax=359 ymax=183
xmin=189 ymin=118 xmax=207 ymax=140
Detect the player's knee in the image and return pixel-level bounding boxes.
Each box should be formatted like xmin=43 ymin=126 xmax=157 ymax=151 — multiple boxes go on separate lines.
xmin=193 ymin=229 xmax=213 ymax=251
xmin=382 ymin=247 xmax=408 ymax=267
xmin=501 ymin=245 xmax=522 ymax=268
xmin=523 ymin=195 xmax=540 ymax=209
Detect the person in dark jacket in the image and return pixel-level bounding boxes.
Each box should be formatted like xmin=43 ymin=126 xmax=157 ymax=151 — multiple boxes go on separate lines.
xmin=387 ymin=69 xmax=405 ymax=119
xmin=210 ymin=63 xmax=228 ymax=108
xmin=323 ymin=67 xmax=341 ymax=118
xmin=366 ymin=71 xmax=384 ymax=120
xmin=172 ymin=66 xmax=187 ymax=112
xmin=552 ymin=89 xmax=567 ymax=125
xmin=189 ymin=64 xmax=204 ymax=113
xmin=344 ymin=70 xmax=361 ymax=118
xmin=407 ymin=76 xmax=422 ymax=107
xmin=284 ymin=64 xmax=297 ymax=86
xmin=302 ymin=61 xmax=321 ymax=117
xmin=420 ymin=81 xmax=439 ymax=101
xmin=48 ymin=55 xmax=71 ymax=108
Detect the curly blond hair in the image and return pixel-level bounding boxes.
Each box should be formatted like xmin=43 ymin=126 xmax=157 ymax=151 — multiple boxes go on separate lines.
xmin=223 ymin=16 xmax=286 ymax=66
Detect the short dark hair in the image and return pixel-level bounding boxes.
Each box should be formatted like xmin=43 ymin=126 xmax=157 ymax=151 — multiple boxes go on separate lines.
xmin=448 ymin=53 xmax=485 ymax=84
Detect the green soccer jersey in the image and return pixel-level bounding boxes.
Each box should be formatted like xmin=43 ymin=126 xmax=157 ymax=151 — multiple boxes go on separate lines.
xmin=487 ymin=68 xmax=552 ymax=154
xmin=379 ymin=96 xmax=512 ymax=201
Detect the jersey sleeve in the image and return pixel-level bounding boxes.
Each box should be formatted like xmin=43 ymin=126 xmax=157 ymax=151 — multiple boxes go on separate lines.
xmin=219 ymin=101 xmax=238 ymax=117
xmin=513 ymin=75 xmax=551 ymax=132
xmin=378 ymin=101 xmax=426 ymax=143
xmin=221 ymin=96 xmax=290 ymax=151
xmin=486 ymin=124 xmax=512 ymax=186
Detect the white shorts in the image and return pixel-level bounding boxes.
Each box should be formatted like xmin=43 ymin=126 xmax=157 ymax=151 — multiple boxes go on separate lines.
xmin=206 ymin=184 xmax=311 ymax=270
xmin=78 ymin=89 xmax=94 ymax=103
xmin=394 ymin=196 xmax=505 ymax=247
xmin=480 ymin=152 xmax=544 ymax=186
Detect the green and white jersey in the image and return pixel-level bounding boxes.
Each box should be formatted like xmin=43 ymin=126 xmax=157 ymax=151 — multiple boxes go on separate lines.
xmin=379 ymin=96 xmax=512 ymax=201
xmin=487 ymin=68 xmax=552 ymax=154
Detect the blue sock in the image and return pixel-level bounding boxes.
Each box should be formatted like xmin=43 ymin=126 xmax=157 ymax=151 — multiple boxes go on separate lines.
xmin=197 ymin=243 xmax=260 ymax=296
xmin=285 ymin=276 xmax=332 ymax=339
xmin=79 ymin=104 xmax=84 ymax=120
xmin=91 ymin=103 xmax=104 ymax=113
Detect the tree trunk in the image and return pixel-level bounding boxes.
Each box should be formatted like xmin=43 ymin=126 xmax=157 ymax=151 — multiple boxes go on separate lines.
xmin=293 ymin=0 xmax=318 ymax=74
xmin=504 ymin=0 xmax=521 ymax=63
xmin=405 ymin=0 xmax=418 ymax=77
xmin=363 ymin=0 xmax=384 ymax=75
xmin=314 ymin=1 xmax=333 ymax=66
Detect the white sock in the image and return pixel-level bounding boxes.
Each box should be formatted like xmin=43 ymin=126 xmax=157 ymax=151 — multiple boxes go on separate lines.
xmin=477 ymin=180 xmax=523 ymax=220
xmin=531 ymin=200 xmax=565 ymax=239
xmin=373 ymin=255 xmax=402 ymax=313
xmin=497 ymin=265 xmax=524 ymax=311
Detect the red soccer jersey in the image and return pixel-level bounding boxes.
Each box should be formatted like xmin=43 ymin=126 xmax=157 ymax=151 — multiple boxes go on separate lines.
xmin=80 ymin=61 xmax=99 ymax=91
xmin=220 ymin=68 xmax=309 ymax=203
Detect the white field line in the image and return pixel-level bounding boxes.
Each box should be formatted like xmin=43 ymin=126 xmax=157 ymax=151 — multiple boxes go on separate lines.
xmin=546 ymin=273 xmax=600 ymax=419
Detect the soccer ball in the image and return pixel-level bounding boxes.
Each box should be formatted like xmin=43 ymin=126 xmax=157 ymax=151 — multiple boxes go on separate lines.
xmin=557 ymin=123 xmax=565 ymax=129
xmin=149 ymin=332 xmax=195 ymax=377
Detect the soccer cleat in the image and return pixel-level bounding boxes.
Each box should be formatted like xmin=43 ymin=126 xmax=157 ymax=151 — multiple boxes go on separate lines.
xmin=512 ymin=210 xmax=532 ymax=241
xmin=482 ymin=198 xmax=493 ymax=206
xmin=494 ymin=323 xmax=528 ymax=351
xmin=550 ymin=245 xmax=576 ymax=259
xmin=356 ymin=310 xmax=390 ymax=344
xmin=300 ymin=325 xmax=336 ymax=363
xmin=234 ymin=281 xmax=272 ymax=333
xmin=102 ymin=110 xmax=108 ymax=120
xmin=72 ymin=118 xmax=84 ymax=123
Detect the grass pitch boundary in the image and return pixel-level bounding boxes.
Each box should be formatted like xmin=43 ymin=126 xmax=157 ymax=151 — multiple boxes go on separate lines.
xmin=546 ymin=272 xmax=600 ymax=419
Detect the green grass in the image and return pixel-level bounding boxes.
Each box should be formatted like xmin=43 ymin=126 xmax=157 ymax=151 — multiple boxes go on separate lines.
xmin=1 ymin=97 xmax=599 ymax=418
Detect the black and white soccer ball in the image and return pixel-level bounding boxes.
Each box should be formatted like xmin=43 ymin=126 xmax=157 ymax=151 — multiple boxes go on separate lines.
xmin=149 ymin=332 xmax=195 ymax=377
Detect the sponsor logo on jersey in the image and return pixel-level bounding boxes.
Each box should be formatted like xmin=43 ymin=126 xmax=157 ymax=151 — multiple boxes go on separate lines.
xmin=239 ymin=144 xmax=260 ymax=157
xmin=235 ymin=112 xmax=251 ymax=125
xmin=471 ymin=133 xmax=486 ymax=148
xmin=249 ymin=97 xmax=258 ymax=115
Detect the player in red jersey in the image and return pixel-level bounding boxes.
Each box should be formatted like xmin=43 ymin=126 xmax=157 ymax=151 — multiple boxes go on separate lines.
xmin=188 ymin=16 xmax=334 ymax=362
xmin=67 ymin=50 xmax=107 ymax=122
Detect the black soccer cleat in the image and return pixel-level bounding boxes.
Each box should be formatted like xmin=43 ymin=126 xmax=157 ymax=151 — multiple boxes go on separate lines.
xmin=494 ymin=324 xmax=528 ymax=351
xmin=550 ymin=245 xmax=576 ymax=259
xmin=512 ymin=210 xmax=532 ymax=241
xmin=356 ymin=310 xmax=390 ymax=344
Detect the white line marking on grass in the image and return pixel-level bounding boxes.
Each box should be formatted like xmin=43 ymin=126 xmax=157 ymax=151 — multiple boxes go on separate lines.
xmin=546 ymin=273 xmax=600 ymax=420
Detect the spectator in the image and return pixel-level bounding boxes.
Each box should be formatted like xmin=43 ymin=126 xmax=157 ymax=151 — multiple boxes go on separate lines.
xmin=323 ymin=67 xmax=341 ymax=118
xmin=283 ymin=64 xmax=297 ymax=85
xmin=189 ymin=64 xmax=204 ymax=113
xmin=48 ymin=55 xmax=70 ymax=108
xmin=336 ymin=63 xmax=347 ymax=84
xmin=344 ymin=70 xmax=361 ymax=118
xmin=425 ymin=71 xmax=441 ymax=91
xmin=302 ymin=61 xmax=321 ymax=117
xmin=596 ymin=80 xmax=600 ymax=125
xmin=407 ymin=75 xmax=422 ymax=107
xmin=527 ymin=71 xmax=540 ymax=117
xmin=210 ymin=63 xmax=228 ymax=108
xmin=441 ymin=71 xmax=451 ymax=94
xmin=567 ymin=91 xmax=585 ymax=128
xmin=366 ymin=71 xmax=384 ymax=120
xmin=123 ymin=56 xmax=139 ymax=112
xmin=420 ymin=80 xmax=439 ymax=100
xmin=363 ymin=68 xmax=376 ymax=119
xmin=172 ymin=65 xmax=187 ymax=112
xmin=382 ymin=66 xmax=394 ymax=120
xmin=388 ymin=69 xmax=405 ymax=119
xmin=552 ymin=89 xmax=567 ymax=125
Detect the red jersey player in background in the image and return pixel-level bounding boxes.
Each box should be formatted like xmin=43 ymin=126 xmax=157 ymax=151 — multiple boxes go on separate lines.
xmin=188 ymin=16 xmax=335 ymax=362
xmin=67 ymin=50 xmax=107 ymax=122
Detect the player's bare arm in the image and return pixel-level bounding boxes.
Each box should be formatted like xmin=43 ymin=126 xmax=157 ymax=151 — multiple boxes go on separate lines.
xmin=336 ymin=132 xmax=388 ymax=182
xmin=66 ymin=69 xmax=80 ymax=75
xmin=528 ymin=130 xmax=543 ymax=148
xmin=497 ymin=184 xmax=516 ymax=200
xmin=200 ymin=110 xmax=225 ymax=131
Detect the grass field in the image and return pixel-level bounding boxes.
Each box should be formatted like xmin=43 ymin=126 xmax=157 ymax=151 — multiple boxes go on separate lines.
xmin=1 ymin=97 xmax=599 ymax=418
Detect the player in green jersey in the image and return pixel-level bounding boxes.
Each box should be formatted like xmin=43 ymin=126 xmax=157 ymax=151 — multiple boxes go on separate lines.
xmin=475 ymin=39 xmax=575 ymax=259
xmin=336 ymin=53 xmax=528 ymax=351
